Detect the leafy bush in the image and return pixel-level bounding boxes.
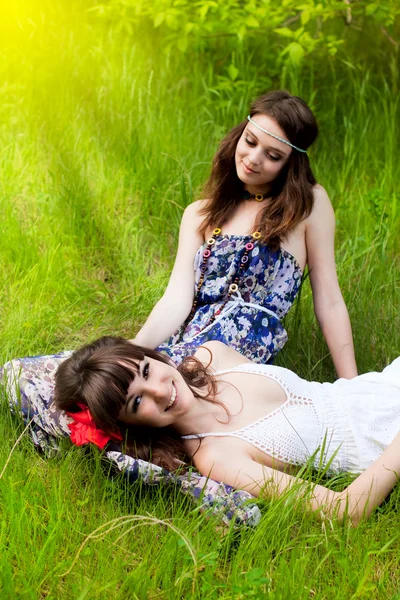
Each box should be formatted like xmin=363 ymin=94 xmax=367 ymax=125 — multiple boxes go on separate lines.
xmin=89 ymin=0 xmax=400 ymax=70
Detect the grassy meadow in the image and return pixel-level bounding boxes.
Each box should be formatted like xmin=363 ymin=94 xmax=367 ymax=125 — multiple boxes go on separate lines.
xmin=0 ymin=1 xmax=399 ymax=597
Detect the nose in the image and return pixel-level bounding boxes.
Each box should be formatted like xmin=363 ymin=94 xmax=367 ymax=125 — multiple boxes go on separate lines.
xmin=142 ymin=381 xmax=166 ymax=402
xmin=248 ymin=147 xmax=262 ymax=166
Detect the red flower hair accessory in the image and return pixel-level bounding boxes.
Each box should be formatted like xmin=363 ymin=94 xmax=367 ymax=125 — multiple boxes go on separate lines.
xmin=66 ymin=403 xmax=123 ymax=450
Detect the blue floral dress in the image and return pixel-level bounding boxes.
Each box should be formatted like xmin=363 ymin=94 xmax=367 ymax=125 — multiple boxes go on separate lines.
xmin=158 ymin=234 xmax=303 ymax=365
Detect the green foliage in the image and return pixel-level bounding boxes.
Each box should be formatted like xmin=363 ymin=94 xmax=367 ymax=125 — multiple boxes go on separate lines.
xmin=0 ymin=0 xmax=399 ymax=598
xmin=90 ymin=0 xmax=400 ymax=71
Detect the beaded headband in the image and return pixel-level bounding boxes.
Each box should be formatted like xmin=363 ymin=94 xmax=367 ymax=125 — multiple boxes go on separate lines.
xmin=247 ymin=116 xmax=307 ymax=153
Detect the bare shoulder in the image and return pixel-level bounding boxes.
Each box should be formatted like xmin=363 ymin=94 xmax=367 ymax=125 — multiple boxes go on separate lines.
xmin=307 ymin=184 xmax=335 ymax=226
xmin=180 ymin=200 xmax=209 ymax=236
xmin=313 ymin=184 xmax=334 ymax=209
xmin=177 ymin=201 xmax=207 ymax=247
xmin=194 ymin=341 xmax=251 ymax=371
xmin=182 ymin=199 xmax=204 ymax=222
xmin=313 ymin=183 xmax=329 ymax=199
xmin=184 ymin=198 xmax=210 ymax=217
xmin=196 ymin=198 xmax=210 ymax=211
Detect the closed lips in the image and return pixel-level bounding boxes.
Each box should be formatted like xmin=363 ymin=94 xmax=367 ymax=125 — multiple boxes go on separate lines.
xmin=243 ymin=161 xmax=257 ymax=173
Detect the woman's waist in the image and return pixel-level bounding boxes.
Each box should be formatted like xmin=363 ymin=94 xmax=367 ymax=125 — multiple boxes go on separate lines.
xmin=193 ymin=296 xmax=285 ymax=322
xmin=306 ymin=383 xmax=362 ymax=473
xmin=195 ymin=290 xmax=294 ymax=319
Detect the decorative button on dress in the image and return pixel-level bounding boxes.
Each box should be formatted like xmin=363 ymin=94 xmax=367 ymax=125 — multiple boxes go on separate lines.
xmin=158 ymin=234 xmax=303 ymax=365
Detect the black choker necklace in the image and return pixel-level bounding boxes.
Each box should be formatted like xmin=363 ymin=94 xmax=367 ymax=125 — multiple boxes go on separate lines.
xmin=242 ymin=190 xmax=267 ymax=202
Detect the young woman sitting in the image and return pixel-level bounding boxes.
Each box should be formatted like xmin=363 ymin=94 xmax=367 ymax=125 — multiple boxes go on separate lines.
xmin=54 ymin=336 xmax=400 ymax=525
xmin=134 ymin=90 xmax=357 ymax=378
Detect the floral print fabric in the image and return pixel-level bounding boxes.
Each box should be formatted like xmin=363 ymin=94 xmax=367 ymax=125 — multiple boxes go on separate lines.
xmin=158 ymin=235 xmax=303 ymax=365
xmin=1 ymin=354 xmax=261 ymax=527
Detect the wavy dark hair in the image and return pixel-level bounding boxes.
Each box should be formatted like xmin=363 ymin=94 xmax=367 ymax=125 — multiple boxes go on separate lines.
xmin=54 ymin=336 xmax=220 ymax=471
xmin=200 ymin=90 xmax=318 ymax=249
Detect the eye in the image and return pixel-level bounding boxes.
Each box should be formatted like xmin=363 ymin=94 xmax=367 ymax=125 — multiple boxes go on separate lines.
xmin=130 ymin=363 xmax=149 ymax=414
xmin=143 ymin=362 xmax=149 ymax=379
xmin=132 ymin=396 xmax=141 ymax=413
xmin=267 ymin=153 xmax=281 ymax=162
xmin=245 ymin=137 xmax=256 ymax=147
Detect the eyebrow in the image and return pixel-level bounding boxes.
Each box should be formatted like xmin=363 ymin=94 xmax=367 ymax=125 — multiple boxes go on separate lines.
xmin=246 ymin=127 xmax=289 ymax=157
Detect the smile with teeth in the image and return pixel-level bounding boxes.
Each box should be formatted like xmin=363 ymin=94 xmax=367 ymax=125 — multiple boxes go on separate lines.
xmin=165 ymin=382 xmax=177 ymax=411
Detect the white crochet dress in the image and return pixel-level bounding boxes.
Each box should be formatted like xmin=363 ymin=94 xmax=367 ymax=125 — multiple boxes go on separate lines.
xmin=183 ymin=357 xmax=400 ymax=474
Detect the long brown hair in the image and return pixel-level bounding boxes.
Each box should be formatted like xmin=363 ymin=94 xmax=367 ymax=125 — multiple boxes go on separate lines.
xmin=54 ymin=336 xmax=219 ymax=471
xmin=200 ymin=90 xmax=318 ymax=249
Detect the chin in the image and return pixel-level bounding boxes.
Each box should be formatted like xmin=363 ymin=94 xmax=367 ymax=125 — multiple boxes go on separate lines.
xmin=236 ymin=163 xmax=260 ymax=185
xmin=236 ymin=167 xmax=251 ymax=185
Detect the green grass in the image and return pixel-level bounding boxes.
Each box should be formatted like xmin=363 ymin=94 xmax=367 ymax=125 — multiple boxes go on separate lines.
xmin=0 ymin=1 xmax=400 ymax=597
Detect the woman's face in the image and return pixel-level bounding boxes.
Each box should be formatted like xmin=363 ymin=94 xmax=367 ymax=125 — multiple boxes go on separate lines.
xmin=118 ymin=357 xmax=193 ymax=429
xmin=235 ymin=114 xmax=292 ymax=194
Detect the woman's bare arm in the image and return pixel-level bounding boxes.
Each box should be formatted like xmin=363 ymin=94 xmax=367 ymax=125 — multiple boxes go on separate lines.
xmin=335 ymin=431 xmax=400 ymax=524
xmin=306 ymin=186 xmax=358 ymax=378
xmin=194 ymin=432 xmax=400 ymax=525
xmin=133 ymin=201 xmax=204 ymax=349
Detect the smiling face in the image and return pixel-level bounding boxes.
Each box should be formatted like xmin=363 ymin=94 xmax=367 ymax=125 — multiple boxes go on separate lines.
xmin=118 ymin=356 xmax=194 ymax=429
xmin=235 ymin=114 xmax=292 ymax=195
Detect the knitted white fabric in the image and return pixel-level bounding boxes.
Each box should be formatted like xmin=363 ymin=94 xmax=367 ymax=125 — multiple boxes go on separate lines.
xmin=183 ymin=358 xmax=400 ymax=474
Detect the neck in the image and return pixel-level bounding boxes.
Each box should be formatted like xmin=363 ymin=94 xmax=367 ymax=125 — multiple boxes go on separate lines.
xmin=175 ymin=392 xmax=227 ymax=436
xmin=243 ymin=183 xmax=271 ymax=197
